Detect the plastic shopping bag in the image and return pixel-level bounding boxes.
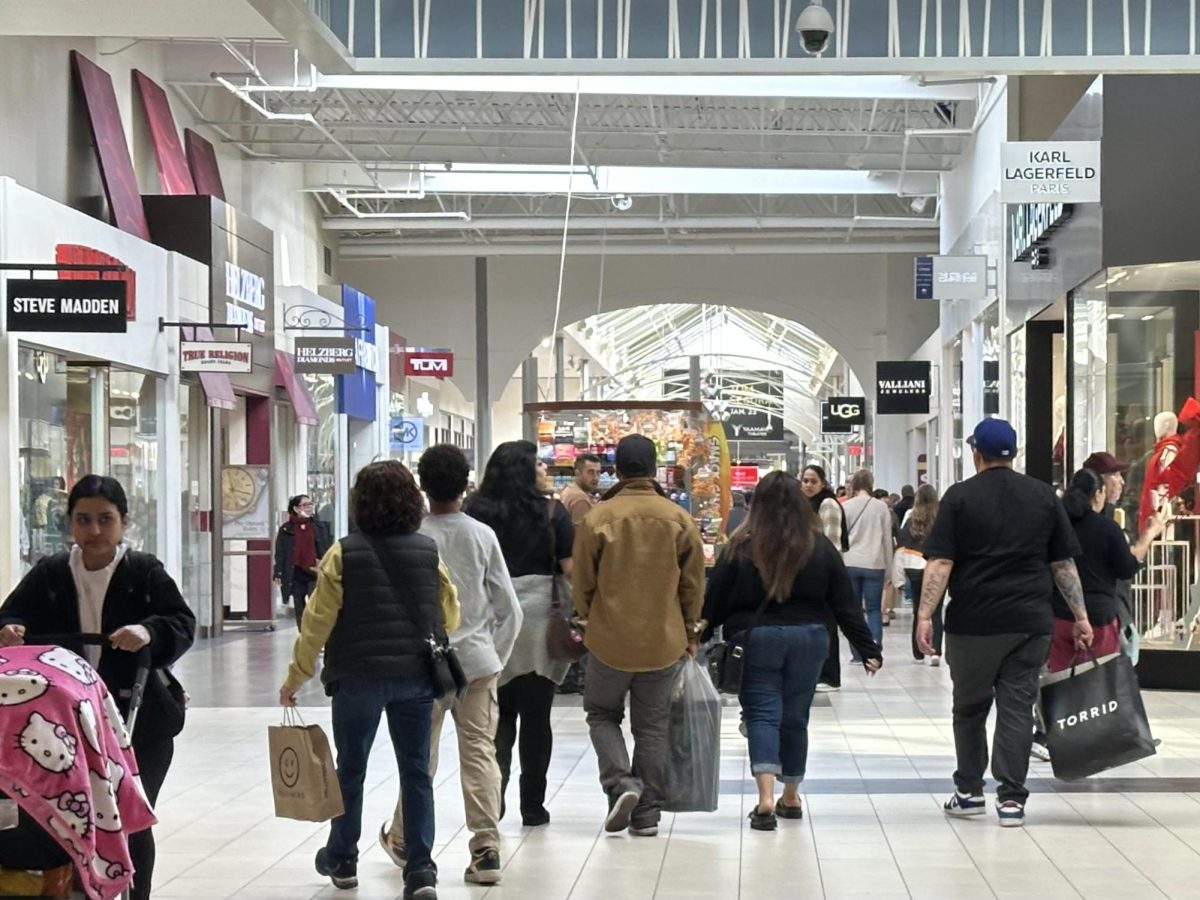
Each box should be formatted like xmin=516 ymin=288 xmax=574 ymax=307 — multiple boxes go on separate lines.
xmin=269 ymin=709 xmax=344 ymax=821
xmin=664 ymin=657 xmax=722 ymax=813
xmin=1038 ymin=651 xmax=1156 ymax=781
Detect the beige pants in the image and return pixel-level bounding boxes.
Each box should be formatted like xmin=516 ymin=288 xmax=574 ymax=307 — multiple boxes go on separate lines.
xmin=388 ymin=673 xmax=502 ymax=854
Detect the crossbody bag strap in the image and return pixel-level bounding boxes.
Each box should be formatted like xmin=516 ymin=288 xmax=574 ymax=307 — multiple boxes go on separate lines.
xmin=363 ymin=534 xmax=442 ymax=641
xmin=846 ymin=498 xmax=869 ymax=535
xmin=546 ymin=499 xmax=562 ymax=612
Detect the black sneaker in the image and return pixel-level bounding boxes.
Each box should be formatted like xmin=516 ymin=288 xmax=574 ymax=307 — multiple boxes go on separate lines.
xmin=628 ymin=821 xmax=659 ymax=837
xmin=464 ymin=847 xmax=502 ymax=885
xmin=315 ymin=848 xmax=358 ymax=890
xmin=604 ymin=789 xmax=640 ymax=833
xmin=404 ymin=866 xmax=439 ymax=900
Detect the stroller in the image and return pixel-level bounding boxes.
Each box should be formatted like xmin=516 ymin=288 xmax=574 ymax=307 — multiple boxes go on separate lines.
xmin=0 ymin=635 xmax=151 ymax=900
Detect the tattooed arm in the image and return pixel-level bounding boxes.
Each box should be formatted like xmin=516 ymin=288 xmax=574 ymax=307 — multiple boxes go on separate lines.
xmin=915 ymin=558 xmax=952 ymax=656
xmin=1051 ymin=558 xmax=1095 ymax=648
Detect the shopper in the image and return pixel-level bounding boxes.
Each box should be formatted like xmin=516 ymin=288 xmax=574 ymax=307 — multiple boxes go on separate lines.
xmin=380 ymin=445 xmax=523 ymax=886
xmin=1082 ymin=451 xmax=1129 ymax=521
xmin=723 ymin=490 xmax=750 ymax=537
xmin=0 ymin=474 xmax=196 ymax=900
xmin=274 ymin=493 xmax=332 ymax=627
xmin=1051 ymin=468 xmax=1166 ymax=671
xmin=704 ymin=472 xmax=881 ymax=831
xmin=894 ymin=484 xmax=941 ymax=664
xmin=841 ymin=469 xmax=894 ymax=650
xmin=894 ymin=484 xmax=916 ymax=521
xmin=560 ymin=453 xmax=602 ymax=525
xmin=573 ymin=434 xmax=706 ymax=838
xmin=280 ymin=460 xmax=460 ymax=899
xmin=916 ymin=418 xmax=1092 ymax=828
xmin=800 ymin=465 xmax=848 ymax=693
xmin=465 ymin=440 xmax=574 ymax=827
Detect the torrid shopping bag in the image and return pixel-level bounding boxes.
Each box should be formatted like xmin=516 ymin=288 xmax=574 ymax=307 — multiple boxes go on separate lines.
xmin=1038 ymin=652 xmax=1157 ymax=781
xmin=269 ymin=710 xmax=344 ymax=821
xmin=664 ymin=657 xmax=722 ymax=813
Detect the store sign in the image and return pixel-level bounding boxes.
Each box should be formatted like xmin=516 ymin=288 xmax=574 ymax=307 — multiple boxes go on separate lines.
xmin=404 ymin=350 xmax=455 ymax=378
xmin=338 ymin=285 xmax=378 ymax=421
xmin=730 ymin=465 xmax=759 ymax=490
xmin=915 ymin=256 xmax=989 ymax=301
xmin=55 ymin=244 xmax=136 ymax=319
xmin=984 ymin=360 xmax=1000 ymax=415
xmin=223 ymin=260 xmax=267 ymax=335
xmin=1010 ymin=202 xmax=1073 ymax=262
xmin=822 ymin=396 xmax=867 ymax=433
xmin=6 ymin=278 xmax=127 ymax=333
xmin=726 ymin=409 xmax=784 ymax=441
xmin=221 ymin=464 xmax=271 ymax=540
xmin=294 ymin=337 xmax=356 ymax=374
xmin=390 ymin=416 xmax=425 ymax=453
xmin=180 ymin=340 xmax=253 ymax=374
xmin=1001 ymin=141 xmax=1100 ymax=203
xmin=876 ymin=361 xmax=932 ymax=415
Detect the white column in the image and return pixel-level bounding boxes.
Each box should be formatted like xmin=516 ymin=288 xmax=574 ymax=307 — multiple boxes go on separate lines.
xmin=0 ymin=333 xmax=19 ymax=591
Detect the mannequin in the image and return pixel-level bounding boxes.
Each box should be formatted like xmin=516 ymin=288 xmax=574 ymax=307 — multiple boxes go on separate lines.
xmin=1138 ymin=397 xmax=1200 ymax=531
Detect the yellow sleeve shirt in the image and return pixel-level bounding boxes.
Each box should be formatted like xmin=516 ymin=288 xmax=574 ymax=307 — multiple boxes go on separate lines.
xmin=285 ymin=541 xmax=460 ymax=691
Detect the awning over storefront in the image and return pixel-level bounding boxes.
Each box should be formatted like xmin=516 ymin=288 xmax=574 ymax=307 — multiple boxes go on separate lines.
xmin=181 ymin=326 xmax=236 ymax=410
xmin=274 ymin=349 xmax=319 ymax=426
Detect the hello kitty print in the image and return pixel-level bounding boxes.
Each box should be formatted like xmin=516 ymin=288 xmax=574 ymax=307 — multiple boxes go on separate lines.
xmin=0 ymin=645 xmax=154 ymax=900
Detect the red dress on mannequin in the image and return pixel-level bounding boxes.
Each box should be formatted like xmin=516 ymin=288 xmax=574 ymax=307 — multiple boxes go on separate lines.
xmin=1138 ymin=397 xmax=1200 ymax=530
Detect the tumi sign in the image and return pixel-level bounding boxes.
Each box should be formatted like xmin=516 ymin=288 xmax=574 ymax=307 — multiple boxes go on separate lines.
xmin=404 ymin=350 xmax=454 ymax=378
xmin=6 ymin=278 xmax=128 ymax=333
xmin=294 ymin=337 xmax=356 ymax=374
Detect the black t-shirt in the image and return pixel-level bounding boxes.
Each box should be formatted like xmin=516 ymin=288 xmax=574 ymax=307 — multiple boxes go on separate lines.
xmin=923 ymin=467 xmax=1081 ymax=636
xmin=464 ymin=496 xmax=574 ymax=577
xmin=1050 ymin=511 xmax=1141 ymax=626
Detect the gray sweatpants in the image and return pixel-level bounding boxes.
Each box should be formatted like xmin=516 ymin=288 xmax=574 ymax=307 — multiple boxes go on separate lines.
xmin=945 ymin=632 xmax=1052 ymax=804
xmin=583 ymin=655 xmax=683 ymax=827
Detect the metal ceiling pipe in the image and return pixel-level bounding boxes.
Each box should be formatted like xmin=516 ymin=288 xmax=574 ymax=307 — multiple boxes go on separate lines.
xmin=322 ymin=214 xmax=938 ymax=231
xmin=338 ymin=240 xmax=938 ymax=257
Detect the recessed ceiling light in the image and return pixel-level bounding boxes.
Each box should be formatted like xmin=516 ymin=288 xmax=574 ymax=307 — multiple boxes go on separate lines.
xmin=1141 ymin=314 xmax=1155 ymax=321
xmin=1107 ymin=313 xmax=1125 ymax=320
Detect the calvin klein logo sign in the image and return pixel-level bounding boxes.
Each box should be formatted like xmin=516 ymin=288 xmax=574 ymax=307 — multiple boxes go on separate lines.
xmin=876 ymin=362 xmax=931 ymax=415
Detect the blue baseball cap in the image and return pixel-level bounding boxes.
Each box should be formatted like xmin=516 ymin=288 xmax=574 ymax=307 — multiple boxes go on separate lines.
xmin=967 ymin=417 xmax=1018 ymax=458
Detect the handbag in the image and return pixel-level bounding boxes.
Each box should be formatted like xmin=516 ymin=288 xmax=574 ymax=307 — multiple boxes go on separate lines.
xmin=365 ymin=536 xmax=468 ymax=703
xmin=708 ymin=593 xmax=773 ymax=694
xmin=544 ymin=501 xmax=587 ymax=662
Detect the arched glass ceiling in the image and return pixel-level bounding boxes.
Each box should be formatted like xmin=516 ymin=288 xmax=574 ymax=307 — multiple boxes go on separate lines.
xmin=566 ymin=303 xmax=840 ymax=441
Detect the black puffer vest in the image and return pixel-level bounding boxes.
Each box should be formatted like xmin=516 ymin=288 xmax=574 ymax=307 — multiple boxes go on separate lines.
xmin=322 ymin=531 xmax=442 ymax=689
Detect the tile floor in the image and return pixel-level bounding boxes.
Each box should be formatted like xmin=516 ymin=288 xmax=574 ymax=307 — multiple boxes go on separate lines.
xmin=150 ymin=618 xmax=1200 ymax=899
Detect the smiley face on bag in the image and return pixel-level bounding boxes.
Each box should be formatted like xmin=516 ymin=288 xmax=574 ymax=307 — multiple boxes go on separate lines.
xmin=278 ymin=748 xmax=300 ymax=788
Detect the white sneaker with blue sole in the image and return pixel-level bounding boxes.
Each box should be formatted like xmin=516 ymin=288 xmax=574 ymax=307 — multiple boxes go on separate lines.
xmin=996 ymin=800 xmax=1025 ymax=827
xmin=943 ymin=792 xmax=987 ymax=817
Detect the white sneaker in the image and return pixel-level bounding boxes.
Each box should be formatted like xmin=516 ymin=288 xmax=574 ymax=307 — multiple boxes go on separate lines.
xmin=929 ymin=655 xmax=941 ymax=667
xmin=1030 ymin=742 xmax=1051 ymax=763
xmin=815 ymin=683 xmax=839 ymax=693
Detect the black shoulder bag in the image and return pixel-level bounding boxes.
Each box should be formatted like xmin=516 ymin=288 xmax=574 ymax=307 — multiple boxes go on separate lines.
xmin=365 ymin=536 xmax=468 ymax=703
xmin=709 ymin=592 xmax=774 ymax=695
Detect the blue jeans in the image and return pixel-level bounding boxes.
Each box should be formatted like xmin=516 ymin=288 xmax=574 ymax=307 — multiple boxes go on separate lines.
xmin=739 ymin=624 xmax=829 ymax=782
xmin=326 ymin=676 xmax=437 ymax=878
xmin=845 ymin=566 xmax=885 ymax=655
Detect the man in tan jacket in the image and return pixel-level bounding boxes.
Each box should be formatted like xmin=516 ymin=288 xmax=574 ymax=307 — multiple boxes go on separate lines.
xmin=572 ymin=434 xmax=706 ymax=837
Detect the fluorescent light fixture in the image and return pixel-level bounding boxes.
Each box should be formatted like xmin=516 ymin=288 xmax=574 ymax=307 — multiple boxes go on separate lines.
xmin=1141 ymin=314 xmax=1155 ymax=321
xmin=1107 ymin=313 xmax=1125 ymax=320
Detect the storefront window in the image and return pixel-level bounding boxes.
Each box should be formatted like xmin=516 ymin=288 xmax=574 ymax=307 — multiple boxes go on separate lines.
xmin=305 ymin=373 xmax=338 ymax=531
xmin=1070 ymin=273 xmax=1110 ymax=476
xmin=108 ymin=370 xmax=160 ymax=556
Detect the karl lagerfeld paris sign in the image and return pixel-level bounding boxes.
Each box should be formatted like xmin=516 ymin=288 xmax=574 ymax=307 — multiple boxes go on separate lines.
xmin=876 ymin=361 xmax=931 ymax=415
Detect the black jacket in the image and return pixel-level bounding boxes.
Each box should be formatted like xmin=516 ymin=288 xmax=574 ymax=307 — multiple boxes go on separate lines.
xmin=322 ymin=532 xmax=443 ymax=689
xmin=0 ymin=550 xmax=196 ymax=744
xmin=274 ymin=517 xmax=332 ymax=593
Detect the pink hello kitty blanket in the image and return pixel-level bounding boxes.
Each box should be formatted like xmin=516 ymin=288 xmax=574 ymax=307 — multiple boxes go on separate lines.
xmin=0 ymin=645 xmax=155 ymax=900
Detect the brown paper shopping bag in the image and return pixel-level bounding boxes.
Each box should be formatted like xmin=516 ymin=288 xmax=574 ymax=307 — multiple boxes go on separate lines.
xmin=269 ymin=709 xmax=344 ymax=821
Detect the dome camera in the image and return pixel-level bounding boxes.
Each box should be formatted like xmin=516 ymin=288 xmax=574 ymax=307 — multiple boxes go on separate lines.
xmin=795 ymin=2 xmax=834 ymax=56
xmin=611 ymin=193 xmax=633 ymax=211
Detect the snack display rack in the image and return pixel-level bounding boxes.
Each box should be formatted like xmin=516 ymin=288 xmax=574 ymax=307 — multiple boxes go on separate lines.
xmin=525 ymin=401 xmax=732 ymax=564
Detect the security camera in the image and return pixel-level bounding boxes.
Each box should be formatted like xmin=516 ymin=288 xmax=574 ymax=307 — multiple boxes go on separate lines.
xmin=795 ymin=2 xmax=834 ymax=56
xmin=611 ymin=194 xmax=633 ymax=211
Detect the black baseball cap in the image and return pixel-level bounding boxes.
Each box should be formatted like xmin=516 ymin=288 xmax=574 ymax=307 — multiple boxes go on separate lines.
xmin=615 ymin=434 xmax=657 ymax=477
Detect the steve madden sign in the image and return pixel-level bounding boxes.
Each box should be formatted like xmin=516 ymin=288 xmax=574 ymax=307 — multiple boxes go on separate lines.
xmin=1001 ymin=142 xmax=1100 ymax=204
xmin=294 ymin=337 xmax=357 ymax=374
xmin=6 ymin=278 xmax=128 ymax=333
xmin=876 ymin=361 xmax=932 ymax=415
xmin=180 ymin=341 xmax=253 ymax=374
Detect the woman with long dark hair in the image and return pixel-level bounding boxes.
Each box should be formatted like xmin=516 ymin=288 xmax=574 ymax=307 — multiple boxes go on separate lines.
xmin=465 ymin=441 xmax=574 ymax=826
xmin=1 ymin=475 xmax=196 ymax=900
xmin=894 ymin=484 xmax=942 ymax=664
xmin=703 ymin=472 xmax=881 ymax=831
xmin=1051 ymin=468 xmax=1166 ymax=671
xmin=800 ymin=465 xmax=848 ymax=692
xmin=274 ymin=493 xmax=331 ymax=627
xmin=280 ymin=461 xmax=460 ymax=898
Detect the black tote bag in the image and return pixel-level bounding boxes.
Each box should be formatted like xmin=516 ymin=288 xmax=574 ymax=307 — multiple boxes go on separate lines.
xmin=1038 ymin=652 xmax=1157 ymax=781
